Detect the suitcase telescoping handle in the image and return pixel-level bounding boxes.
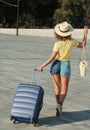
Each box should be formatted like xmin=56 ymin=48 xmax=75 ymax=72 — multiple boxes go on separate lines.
xmin=31 ymin=69 xmax=43 ymax=85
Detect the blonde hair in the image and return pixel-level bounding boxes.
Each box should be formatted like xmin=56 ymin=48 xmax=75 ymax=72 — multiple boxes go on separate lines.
xmin=54 ymin=32 xmax=72 ymax=41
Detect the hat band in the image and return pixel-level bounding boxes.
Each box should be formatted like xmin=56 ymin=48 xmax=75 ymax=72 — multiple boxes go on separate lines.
xmin=58 ymin=27 xmax=70 ymax=33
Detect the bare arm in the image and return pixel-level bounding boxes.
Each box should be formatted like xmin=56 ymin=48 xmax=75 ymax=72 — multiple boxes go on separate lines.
xmin=77 ymin=26 xmax=88 ymax=48
xmin=37 ymin=51 xmax=58 ymax=71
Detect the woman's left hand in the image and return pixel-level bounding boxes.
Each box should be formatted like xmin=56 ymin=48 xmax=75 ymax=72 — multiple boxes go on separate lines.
xmin=36 ymin=66 xmax=43 ymax=71
xmin=84 ymin=26 xmax=88 ymax=35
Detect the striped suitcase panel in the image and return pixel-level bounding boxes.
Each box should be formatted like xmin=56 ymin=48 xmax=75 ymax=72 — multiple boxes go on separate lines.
xmin=11 ymin=83 xmax=44 ymax=124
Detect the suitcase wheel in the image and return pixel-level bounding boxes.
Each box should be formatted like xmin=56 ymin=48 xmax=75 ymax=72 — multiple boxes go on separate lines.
xmin=10 ymin=116 xmax=13 ymax=121
xmin=13 ymin=120 xmax=17 ymax=124
xmin=10 ymin=116 xmax=17 ymax=124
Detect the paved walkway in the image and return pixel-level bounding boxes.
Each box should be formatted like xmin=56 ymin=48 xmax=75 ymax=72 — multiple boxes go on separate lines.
xmin=0 ymin=35 xmax=90 ymax=130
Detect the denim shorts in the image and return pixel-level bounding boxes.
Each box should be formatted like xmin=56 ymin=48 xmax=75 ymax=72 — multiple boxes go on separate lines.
xmin=50 ymin=59 xmax=71 ymax=78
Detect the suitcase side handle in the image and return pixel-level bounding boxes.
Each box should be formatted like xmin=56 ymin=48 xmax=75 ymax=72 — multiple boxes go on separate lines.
xmin=30 ymin=69 xmax=43 ymax=85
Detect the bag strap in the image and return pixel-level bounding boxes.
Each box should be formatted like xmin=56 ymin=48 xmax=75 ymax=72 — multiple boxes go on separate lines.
xmin=81 ymin=43 xmax=86 ymax=61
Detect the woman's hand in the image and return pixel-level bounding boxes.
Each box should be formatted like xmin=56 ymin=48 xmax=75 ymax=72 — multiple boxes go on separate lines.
xmin=36 ymin=66 xmax=43 ymax=71
xmin=84 ymin=26 xmax=88 ymax=35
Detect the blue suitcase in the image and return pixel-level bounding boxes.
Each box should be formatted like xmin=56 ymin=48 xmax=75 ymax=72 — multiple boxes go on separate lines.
xmin=10 ymin=70 xmax=44 ymax=126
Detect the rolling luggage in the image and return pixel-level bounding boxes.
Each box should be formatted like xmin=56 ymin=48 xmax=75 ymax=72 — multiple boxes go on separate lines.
xmin=10 ymin=70 xmax=44 ymax=126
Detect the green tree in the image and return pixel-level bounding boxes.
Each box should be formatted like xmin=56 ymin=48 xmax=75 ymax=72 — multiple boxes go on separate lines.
xmin=82 ymin=0 xmax=90 ymax=26
xmin=53 ymin=0 xmax=84 ymax=28
xmin=20 ymin=0 xmax=58 ymax=28
xmin=0 ymin=0 xmax=90 ymax=28
xmin=0 ymin=0 xmax=17 ymax=27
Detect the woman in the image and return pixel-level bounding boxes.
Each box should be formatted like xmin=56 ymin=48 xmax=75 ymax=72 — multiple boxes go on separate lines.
xmin=37 ymin=21 xmax=88 ymax=117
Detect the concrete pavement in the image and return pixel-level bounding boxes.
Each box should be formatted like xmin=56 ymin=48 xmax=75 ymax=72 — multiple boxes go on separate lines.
xmin=0 ymin=34 xmax=90 ymax=130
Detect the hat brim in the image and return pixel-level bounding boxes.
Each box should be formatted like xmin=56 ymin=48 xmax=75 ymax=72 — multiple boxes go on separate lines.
xmin=54 ymin=23 xmax=73 ymax=37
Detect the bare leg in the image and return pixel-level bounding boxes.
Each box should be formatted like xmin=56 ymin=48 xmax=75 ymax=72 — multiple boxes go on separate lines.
xmin=51 ymin=74 xmax=62 ymax=117
xmin=60 ymin=76 xmax=70 ymax=104
xmin=51 ymin=75 xmax=70 ymax=116
xmin=51 ymin=74 xmax=61 ymax=103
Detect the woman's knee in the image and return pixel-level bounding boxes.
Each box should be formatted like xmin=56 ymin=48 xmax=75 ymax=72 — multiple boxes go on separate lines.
xmin=61 ymin=76 xmax=69 ymax=94
xmin=55 ymin=89 xmax=60 ymax=95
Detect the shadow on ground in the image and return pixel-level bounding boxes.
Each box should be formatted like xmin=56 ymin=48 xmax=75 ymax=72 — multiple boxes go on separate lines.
xmin=38 ymin=110 xmax=90 ymax=126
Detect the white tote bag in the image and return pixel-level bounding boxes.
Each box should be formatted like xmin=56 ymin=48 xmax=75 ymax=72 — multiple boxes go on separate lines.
xmin=79 ymin=44 xmax=88 ymax=77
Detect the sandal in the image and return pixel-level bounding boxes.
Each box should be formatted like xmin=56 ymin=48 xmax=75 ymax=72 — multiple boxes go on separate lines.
xmin=56 ymin=102 xmax=63 ymax=117
xmin=56 ymin=108 xmax=60 ymax=117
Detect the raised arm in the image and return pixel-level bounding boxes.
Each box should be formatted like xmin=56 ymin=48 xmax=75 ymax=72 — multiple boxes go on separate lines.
xmin=77 ymin=26 xmax=88 ymax=48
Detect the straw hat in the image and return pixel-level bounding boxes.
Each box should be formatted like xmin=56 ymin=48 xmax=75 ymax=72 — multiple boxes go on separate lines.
xmin=54 ymin=21 xmax=73 ymax=37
